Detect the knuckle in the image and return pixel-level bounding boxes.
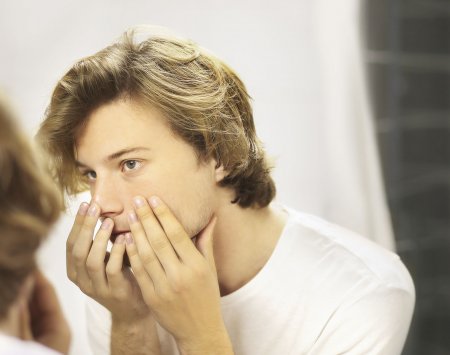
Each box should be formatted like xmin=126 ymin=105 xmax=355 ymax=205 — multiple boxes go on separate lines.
xmin=80 ymin=221 xmax=96 ymax=235
xmin=151 ymin=237 xmax=170 ymax=252
xmin=169 ymin=275 xmax=185 ymax=293
xmin=154 ymin=204 xmax=169 ymax=216
xmin=95 ymin=289 xmax=108 ymax=300
xmin=157 ymin=286 xmax=173 ymax=301
xmin=137 ymin=207 xmax=154 ymax=220
xmin=126 ymin=246 xmax=139 ymax=258
xmin=132 ymin=263 xmax=147 ymax=278
xmin=84 ymin=288 xmax=94 ymax=298
xmin=86 ymin=259 xmax=102 ymax=273
xmin=105 ymin=263 xmax=118 ymax=276
xmin=72 ymin=249 xmax=87 ymax=265
xmin=67 ymin=270 xmax=76 ymax=282
xmin=141 ymin=251 xmax=157 ymax=266
xmin=112 ymin=289 xmax=128 ymax=301
xmin=78 ymin=282 xmax=93 ymax=297
xmin=69 ymin=220 xmax=83 ymax=234
xmin=171 ymin=226 xmax=187 ymax=243
xmin=73 ymin=216 xmax=84 ymax=226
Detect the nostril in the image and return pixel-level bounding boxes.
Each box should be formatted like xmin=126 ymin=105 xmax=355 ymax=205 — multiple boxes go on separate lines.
xmin=100 ymin=210 xmax=122 ymax=220
xmin=91 ymin=189 xmax=123 ymax=218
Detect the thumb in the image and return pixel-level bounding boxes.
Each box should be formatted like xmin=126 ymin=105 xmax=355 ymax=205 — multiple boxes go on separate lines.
xmin=196 ymin=216 xmax=217 ymax=271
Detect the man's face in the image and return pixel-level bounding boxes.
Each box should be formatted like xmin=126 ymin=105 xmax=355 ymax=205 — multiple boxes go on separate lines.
xmin=75 ymin=99 xmax=220 ymax=240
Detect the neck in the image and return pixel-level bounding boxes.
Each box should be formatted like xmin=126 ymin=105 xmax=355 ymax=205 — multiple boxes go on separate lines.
xmin=0 ymin=303 xmax=21 ymax=338
xmin=212 ymin=196 xmax=288 ymax=296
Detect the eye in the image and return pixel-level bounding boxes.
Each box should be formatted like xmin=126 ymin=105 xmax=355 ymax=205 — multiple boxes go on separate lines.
xmin=122 ymin=160 xmax=141 ymax=172
xmin=82 ymin=170 xmax=97 ymax=181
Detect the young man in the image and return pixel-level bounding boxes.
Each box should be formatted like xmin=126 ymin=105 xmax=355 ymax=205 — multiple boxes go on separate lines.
xmin=0 ymin=95 xmax=71 ymax=354
xmin=38 ymin=28 xmax=415 ymax=355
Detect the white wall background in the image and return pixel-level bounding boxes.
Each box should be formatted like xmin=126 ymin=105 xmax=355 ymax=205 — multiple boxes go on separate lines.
xmin=0 ymin=1 xmax=393 ymax=354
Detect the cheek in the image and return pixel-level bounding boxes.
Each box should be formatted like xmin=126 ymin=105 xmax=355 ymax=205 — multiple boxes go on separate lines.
xmin=106 ymin=178 xmax=156 ymax=209
xmin=127 ymin=164 xmax=216 ymax=234
xmin=169 ymin=174 xmax=217 ymax=236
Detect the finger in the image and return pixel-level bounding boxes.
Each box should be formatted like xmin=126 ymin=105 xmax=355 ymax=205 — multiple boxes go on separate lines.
xmin=132 ymin=196 xmax=179 ymax=271
xmin=148 ymin=196 xmax=197 ymax=263
xmin=71 ymin=203 xmax=100 ymax=293
xmin=72 ymin=202 xmax=100 ymax=262
xmin=105 ymin=234 xmax=128 ymax=291
xmin=66 ymin=202 xmax=89 ymax=280
xmin=67 ymin=202 xmax=89 ymax=247
xmin=127 ymin=211 xmax=167 ymax=280
xmin=195 ymin=216 xmax=218 ymax=271
xmin=125 ymin=234 xmax=156 ymax=302
xmin=86 ymin=218 xmax=114 ymax=296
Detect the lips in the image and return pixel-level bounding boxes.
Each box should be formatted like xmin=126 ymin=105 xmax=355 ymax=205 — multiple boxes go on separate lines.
xmin=107 ymin=231 xmax=131 ymax=267
xmin=110 ymin=231 xmax=130 ymax=243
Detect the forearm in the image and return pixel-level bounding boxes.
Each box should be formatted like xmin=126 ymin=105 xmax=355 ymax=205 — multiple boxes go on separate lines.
xmin=177 ymin=329 xmax=234 ymax=355
xmin=111 ymin=315 xmax=161 ymax=355
xmin=179 ymin=344 xmax=234 ymax=355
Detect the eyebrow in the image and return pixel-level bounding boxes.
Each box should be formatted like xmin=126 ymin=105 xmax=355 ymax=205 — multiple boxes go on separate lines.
xmin=75 ymin=147 xmax=150 ymax=168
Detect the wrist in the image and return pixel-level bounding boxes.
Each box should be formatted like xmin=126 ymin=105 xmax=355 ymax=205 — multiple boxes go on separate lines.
xmin=111 ymin=311 xmax=155 ymax=340
xmin=112 ymin=312 xmax=154 ymax=330
xmin=178 ymin=329 xmax=233 ymax=355
xmin=110 ymin=306 xmax=151 ymax=325
xmin=111 ymin=313 xmax=161 ymax=355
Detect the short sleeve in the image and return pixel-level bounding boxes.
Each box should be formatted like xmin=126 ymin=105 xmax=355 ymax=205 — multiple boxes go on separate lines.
xmin=308 ymin=285 xmax=415 ymax=355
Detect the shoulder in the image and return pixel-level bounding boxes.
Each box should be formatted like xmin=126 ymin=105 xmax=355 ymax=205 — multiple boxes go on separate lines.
xmin=280 ymin=207 xmax=415 ymax=298
xmin=278 ymin=208 xmax=415 ymax=353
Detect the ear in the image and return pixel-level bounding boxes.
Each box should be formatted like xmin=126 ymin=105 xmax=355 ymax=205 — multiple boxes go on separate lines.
xmin=214 ymin=162 xmax=226 ymax=183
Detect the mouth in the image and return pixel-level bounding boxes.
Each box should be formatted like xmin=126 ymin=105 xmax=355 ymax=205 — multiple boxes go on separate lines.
xmin=107 ymin=231 xmax=131 ymax=267
xmin=110 ymin=231 xmax=130 ymax=244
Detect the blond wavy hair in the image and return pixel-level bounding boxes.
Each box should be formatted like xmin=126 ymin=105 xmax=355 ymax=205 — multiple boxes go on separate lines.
xmin=37 ymin=27 xmax=276 ymax=208
xmin=0 ymin=95 xmax=62 ymax=318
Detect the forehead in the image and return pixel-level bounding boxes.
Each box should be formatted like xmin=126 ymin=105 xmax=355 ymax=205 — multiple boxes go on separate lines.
xmin=75 ymin=99 xmax=173 ymax=160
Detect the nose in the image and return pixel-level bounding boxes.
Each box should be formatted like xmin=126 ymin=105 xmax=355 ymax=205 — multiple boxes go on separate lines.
xmin=92 ymin=177 xmax=123 ymax=218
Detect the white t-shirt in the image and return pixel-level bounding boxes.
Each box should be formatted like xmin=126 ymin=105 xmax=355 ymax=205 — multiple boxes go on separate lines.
xmin=0 ymin=332 xmax=61 ymax=355
xmin=86 ymin=207 xmax=415 ymax=355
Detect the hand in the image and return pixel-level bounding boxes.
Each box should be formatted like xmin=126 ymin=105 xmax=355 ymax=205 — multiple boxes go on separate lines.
xmin=66 ymin=202 xmax=149 ymax=323
xmin=125 ymin=196 xmax=233 ymax=354
xmin=20 ymin=271 xmax=71 ymax=354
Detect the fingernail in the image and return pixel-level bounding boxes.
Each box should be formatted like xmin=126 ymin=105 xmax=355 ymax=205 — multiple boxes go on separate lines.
xmin=101 ymin=218 xmax=112 ymax=229
xmin=125 ymin=233 xmax=133 ymax=245
xmin=133 ymin=196 xmax=145 ymax=208
xmin=149 ymin=196 xmax=160 ymax=208
xmin=79 ymin=202 xmax=89 ymax=216
xmin=87 ymin=204 xmax=98 ymax=216
xmin=128 ymin=211 xmax=138 ymax=223
xmin=116 ymin=234 xmax=125 ymax=244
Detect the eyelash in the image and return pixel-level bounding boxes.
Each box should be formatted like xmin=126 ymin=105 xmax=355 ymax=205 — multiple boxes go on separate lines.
xmin=82 ymin=170 xmax=97 ymax=181
xmin=121 ymin=159 xmax=142 ymax=172
xmin=80 ymin=160 xmax=142 ymax=181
